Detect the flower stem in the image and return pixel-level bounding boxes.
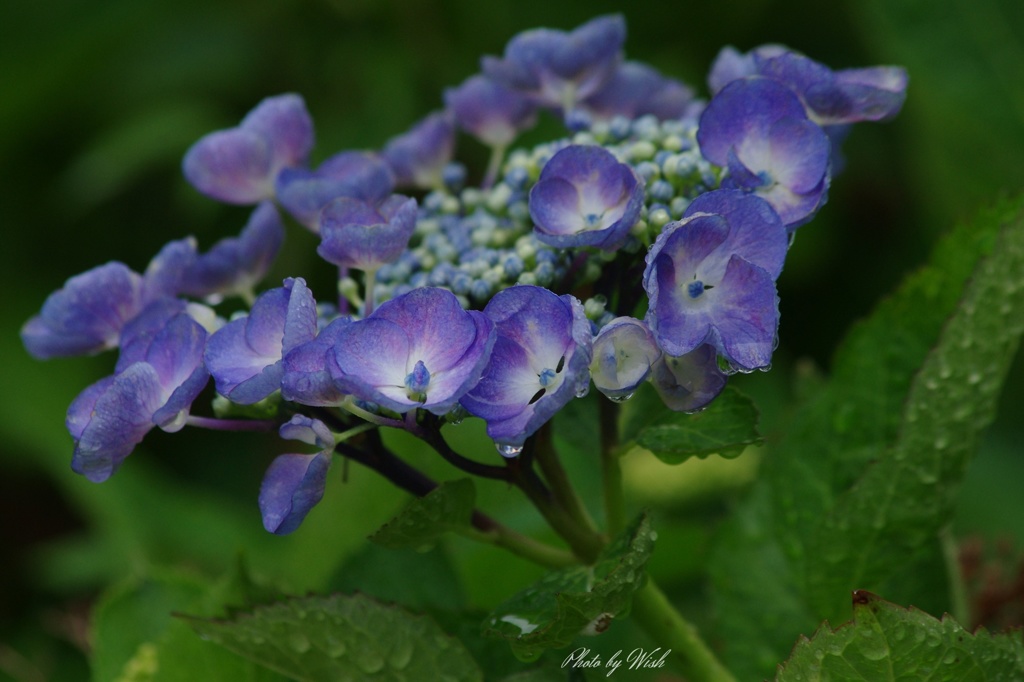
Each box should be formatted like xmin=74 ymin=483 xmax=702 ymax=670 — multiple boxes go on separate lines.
xmin=363 ymin=267 xmax=378 ymax=317
xmin=533 ymin=424 xmax=602 ymax=540
xmin=599 ymin=397 xmax=626 ymax=536
xmin=482 ymin=143 xmax=507 ymax=190
xmin=461 ymin=513 xmax=577 ymax=569
xmin=630 ymin=578 xmax=737 ymax=682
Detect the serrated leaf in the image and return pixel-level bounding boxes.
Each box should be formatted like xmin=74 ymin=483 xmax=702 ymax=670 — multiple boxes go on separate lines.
xmin=710 ymin=195 xmax=1024 ymax=680
xmin=629 ymin=386 xmax=761 ymax=464
xmin=368 ymin=478 xmax=475 ymax=550
xmin=806 ymin=198 xmax=1024 ymax=616
xmin=776 ymin=591 xmax=1024 ymax=681
xmin=185 ymin=592 xmax=482 ymax=682
xmin=482 ymin=513 xmax=655 ymax=660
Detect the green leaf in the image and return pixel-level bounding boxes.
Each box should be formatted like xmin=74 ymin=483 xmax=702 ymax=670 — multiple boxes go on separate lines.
xmin=368 ymin=478 xmax=475 ymax=550
xmin=185 ymin=593 xmax=483 ymax=682
xmin=482 ymin=513 xmax=655 ymax=660
xmin=628 ymin=386 xmax=762 ymax=464
xmin=90 ymin=567 xmax=285 ymax=682
xmin=776 ymin=591 xmax=1024 ymax=681
xmin=709 ymin=195 xmax=1024 ymax=679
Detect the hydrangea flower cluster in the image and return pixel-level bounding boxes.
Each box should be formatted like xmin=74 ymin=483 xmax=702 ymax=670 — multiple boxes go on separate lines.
xmin=23 ymin=15 xmax=905 ymax=534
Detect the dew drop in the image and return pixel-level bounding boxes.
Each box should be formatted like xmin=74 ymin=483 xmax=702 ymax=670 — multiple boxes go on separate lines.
xmin=968 ymin=371 xmax=982 ymax=385
xmin=288 ymin=633 xmax=311 ymax=654
xmin=934 ymin=437 xmax=948 ymax=450
xmin=608 ymin=392 xmax=634 ymax=403
xmin=942 ymin=651 xmax=958 ymax=665
xmin=575 ymin=384 xmax=590 ymax=398
xmin=496 ymin=443 xmax=524 ymax=457
xmin=323 ymin=636 xmax=347 ymax=658
xmin=354 ymin=651 xmax=385 ymax=674
xmin=388 ymin=640 xmax=414 ymax=669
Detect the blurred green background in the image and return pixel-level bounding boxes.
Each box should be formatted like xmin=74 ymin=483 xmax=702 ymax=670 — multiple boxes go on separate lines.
xmin=2 ymin=0 xmax=1024 ymax=678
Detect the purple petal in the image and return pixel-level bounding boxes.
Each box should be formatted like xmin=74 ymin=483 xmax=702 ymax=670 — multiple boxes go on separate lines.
xmin=382 ymin=111 xmax=455 ymax=190
xmin=239 ymin=94 xmax=314 ymax=169
xmin=650 ymin=344 xmax=727 ymax=413
xmin=281 ymin=317 xmax=351 ymax=406
xmin=704 ymin=255 xmax=779 ymax=370
xmin=591 ymin=317 xmax=661 ymax=399
xmin=142 ymin=238 xmax=198 ymax=301
xmin=275 ymin=152 xmax=395 ymax=231
xmin=22 ymin=262 xmax=144 ymax=359
xmin=582 ymin=61 xmax=695 ymax=121
xmin=279 ymin=415 xmax=334 ymax=449
xmin=317 ymin=195 xmax=417 ymax=270
xmin=444 ymin=74 xmax=538 ymax=148
xmin=683 ymin=190 xmax=788 ymax=279
xmin=259 ymin=451 xmax=332 ymax=534
xmin=182 ymin=128 xmax=275 ymax=204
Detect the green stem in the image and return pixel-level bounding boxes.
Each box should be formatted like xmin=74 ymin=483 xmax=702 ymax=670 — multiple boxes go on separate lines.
xmin=508 ymin=454 xmax=605 ymax=564
xmin=534 ymin=423 xmax=602 ymax=539
xmin=630 ymin=578 xmax=737 ymax=682
xmin=941 ymin=525 xmax=970 ymax=625
xmin=599 ymin=397 xmax=626 ymax=536
xmin=482 ymin=143 xmax=507 ymax=189
xmin=460 ymin=516 xmax=577 ymax=569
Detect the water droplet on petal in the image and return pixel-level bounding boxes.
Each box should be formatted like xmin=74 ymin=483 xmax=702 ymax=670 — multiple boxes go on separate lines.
xmin=496 ymin=443 xmax=524 ymax=457
xmin=608 ymin=392 xmax=634 ymax=403
xmin=575 ymin=384 xmax=590 ymax=398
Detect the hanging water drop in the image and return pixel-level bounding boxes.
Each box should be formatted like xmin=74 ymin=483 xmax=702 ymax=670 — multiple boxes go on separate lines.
xmin=496 ymin=443 xmax=524 ymax=457
xmin=575 ymin=383 xmax=590 ymax=398
xmin=608 ymin=392 xmax=634 ymax=403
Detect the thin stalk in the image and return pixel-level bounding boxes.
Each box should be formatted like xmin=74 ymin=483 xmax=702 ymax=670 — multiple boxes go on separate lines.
xmin=941 ymin=525 xmax=970 ymax=626
xmin=462 ymin=511 xmax=576 ymax=569
xmin=630 ymin=578 xmax=737 ymax=682
xmin=363 ymin=267 xmax=378 ymax=317
xmin=599 ymin=397 xmax=626 ymax=536
xmin=482 ymin=143 xmax=507 ymax=190
xmin=415 ymin=415 xmax=510 ymax=481
xmin=337 ymin=265 xmax=349 ymax=315
xmin=185 ymin=416 xmax=276 ymax=432
xmin=507 ymin=451 xmax=605 ymax=564
xmin=534 ymin=423 xmax=601 ymax=538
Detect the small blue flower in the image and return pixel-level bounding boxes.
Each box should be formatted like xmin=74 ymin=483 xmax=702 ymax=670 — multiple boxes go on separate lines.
xmin=204 ymin=278 xmax=318 ymax=404
xmin=590 ymin=316 xmax=662 ymax=400
xmin=648 ymin=344 xmax=727 ymax=413
xmin=708 ymin=45 xmax=908 ymax=125
xmin=580 ymin=61 xmax=696 ymax=122
xmin=317 ymin=195 xmax=418 ymax=271
xmin=698 ymin=77 xmax=831 ymax=228
xmin=259 ymin=415 xmax=334 ymax=534
xmin=382 ymin=111 xmax=456 ymax=190
xmin=275 ymin=151 xmax=395 ymax=232
xmin=181 ymin=201 xmax=285 ymax=302
xmin=481 ymin=14 xmax=625 ymax=114
xmin=327 ymin=288 xmax=495 ymax=415
xmin=182 ymin=94 xmax=314 ymax=205
xmin=643 ymin=189 xmax=788 ymax=371
xmin=444 ymin=74 xmax=538 ymax=149
xmin=528 ymin=144 xmax=643 ymax=250
xmin=461 ymin=285 xmax=592 ymax=448
xmin=67 ymin=301 xmax=210 ymax=482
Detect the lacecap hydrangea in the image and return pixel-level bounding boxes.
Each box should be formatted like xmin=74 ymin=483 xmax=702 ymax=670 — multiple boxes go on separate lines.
xmin=22 ymin=14 xmax=906 ymax=533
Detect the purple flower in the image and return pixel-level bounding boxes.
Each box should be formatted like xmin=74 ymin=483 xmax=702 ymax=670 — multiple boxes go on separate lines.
xmin=382 ymin=111 xmax=456 ymax=190
xmin=481 ymin=14 xmax=625 ymax=114
xmin=281 ymin=317 xmax=352 ymax=406
xmin=181 ymin=201 xmax=285 ymax=302
xmin=444 ymin=74 xmax=539 ymax=148
xmin=259 ymin=415 xmax=334 ymax=534
xmin=643 ymin=189 xmax=788 ymax=371
xmin=698 ymin=77 xmax=831 ymax=227
xmin=275 ymin=151 xmax=395 ymax=232
xmin=326 ymin=288 xmax=494 ymax=415
xmin=22 ymin=263 xmax=145 ymax=359
xmin=182 ymin=94 xmax=314 ymax=205
xmin=204 ymin=278 xmax=317 ymax=404
xmin=580 ymin=61 xmax=696 ymax=122
xmin=67 ymin=302 xmax=210 ymax=482
xmin=529 ymin=144 xmax=643 ymax=250
xmin=590 ymin=317 xmax=661 ymax=400
xmin=317 ymin=195 xmax=418 ymax=271
xmin=649 ymin=344 xmax=727 ymax=413
xmin=709 ymin=45 xmax=908 ymax=126
xmin=461 ymin=285 xmax=592 ymax=448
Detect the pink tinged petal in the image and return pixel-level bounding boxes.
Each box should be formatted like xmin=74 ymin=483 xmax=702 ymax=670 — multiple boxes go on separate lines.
xmin=69 ymin=363 xmax=165 ymax=483
xmin=650 ymin=344 xmax=727 ymax=413
xmin=239 ymin=94 xmax=314 ymax=170
xmin=182 ymin=128 xmax=275 ymax=204
xmin=259 ymin=451 xmax=332 ymax=534
xmin=22 ymin=262 xmax=144 ymax=360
